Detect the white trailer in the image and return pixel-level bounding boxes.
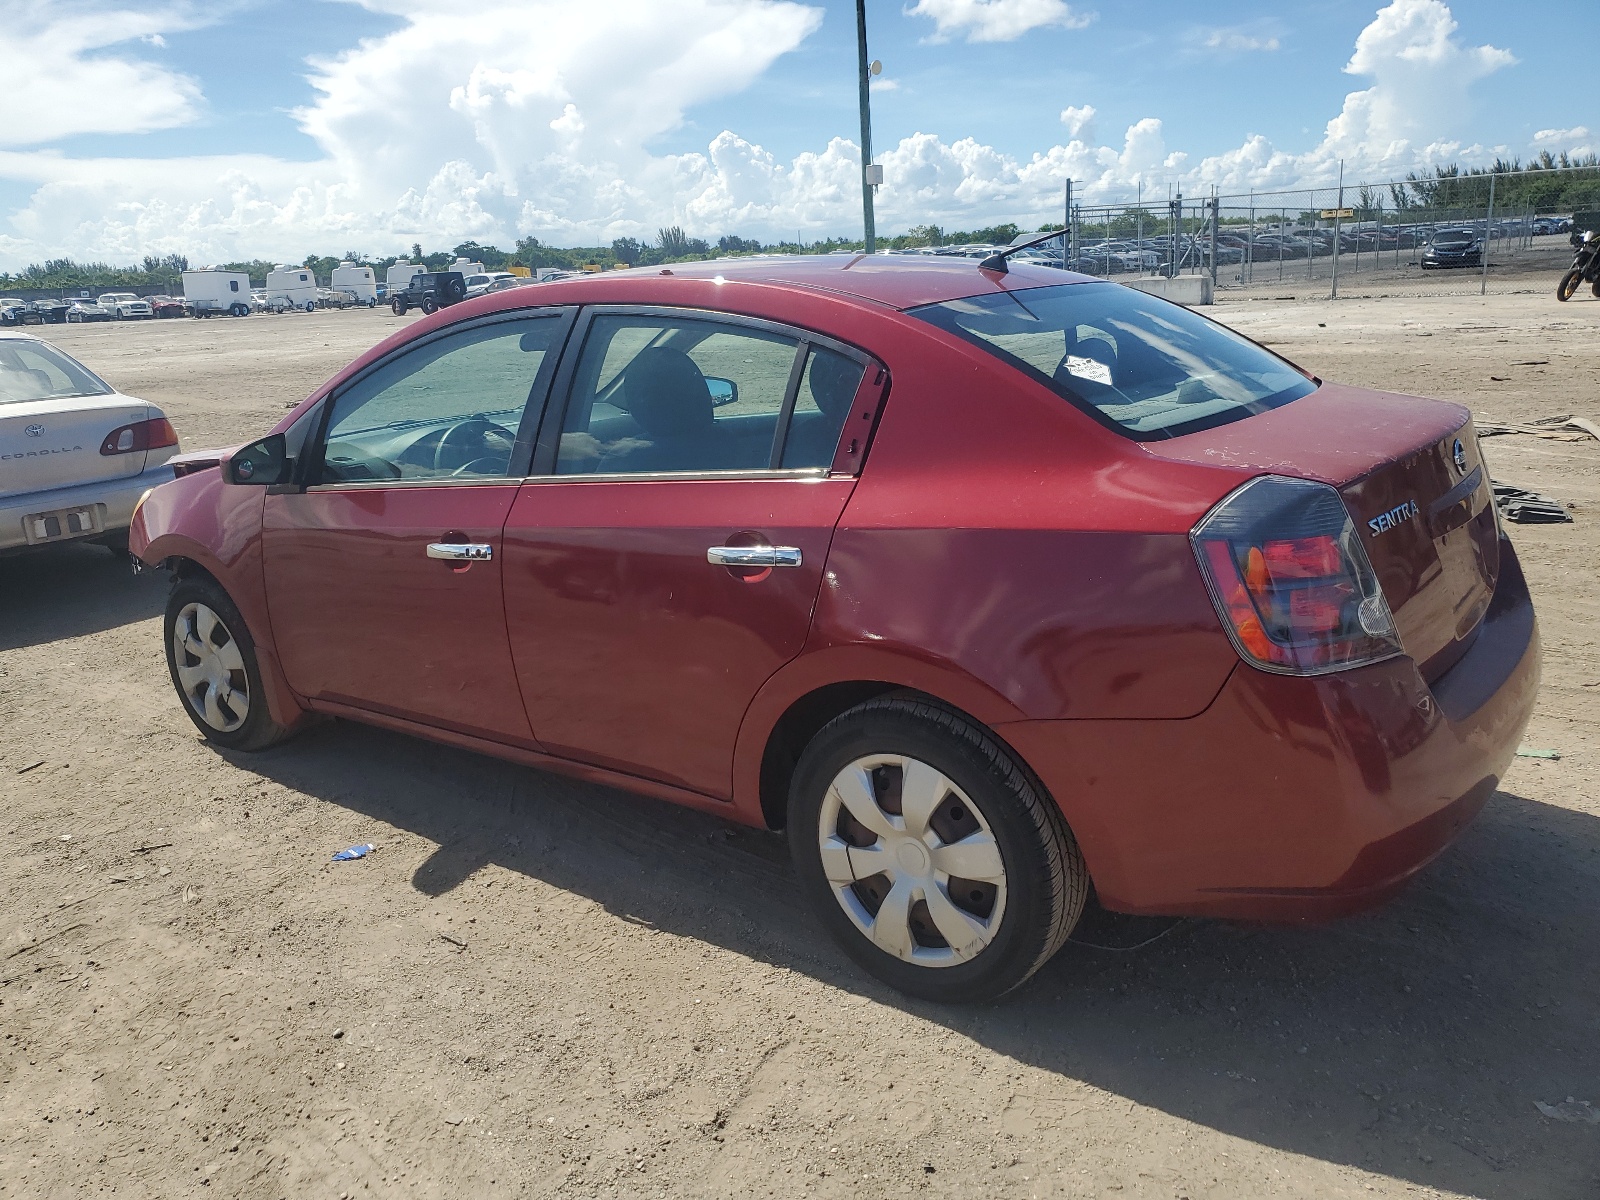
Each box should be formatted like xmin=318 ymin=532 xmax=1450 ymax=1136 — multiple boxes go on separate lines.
xmin=330 ymin=262 xmax=378 ymax=306
xmin=181 ymin=270 xmax=253 ymax=318
xmin=448 ymin=258 xmax=485 ymax=279
xmin=265 ymin=266 xmax=318 ymax=313
xmin=386 ymin=260 xmax=424 ymax=294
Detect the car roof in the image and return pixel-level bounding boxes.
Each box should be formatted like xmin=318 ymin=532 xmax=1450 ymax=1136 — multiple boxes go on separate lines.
xmin=536 ymin=254 xmax=1096 ymax=311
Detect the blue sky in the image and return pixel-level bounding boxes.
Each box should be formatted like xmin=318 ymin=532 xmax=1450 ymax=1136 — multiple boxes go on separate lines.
xmin=0 ymin=0 xmax=1592 ymax=268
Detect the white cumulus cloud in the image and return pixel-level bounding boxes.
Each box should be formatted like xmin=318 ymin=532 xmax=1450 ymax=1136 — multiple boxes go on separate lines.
xmin=906 ymin=0 xmax=1094 ymax=44
xmin=0 ymin=0 xmax=1551 ymax=271
xmin=0 ymin=3 xmax=210 ymax=147
xmin=1059 ymin=104 xmax=1096 ymax=138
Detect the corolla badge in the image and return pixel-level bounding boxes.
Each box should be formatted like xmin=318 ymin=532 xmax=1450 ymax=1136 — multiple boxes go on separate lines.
xmin=1368 ymin=499 xmax=1420 ymax=535
xmin=1452 ymin=438 xmax=1467 ymax=474
xmin=24 ymin=424 xmax=45 ymax=437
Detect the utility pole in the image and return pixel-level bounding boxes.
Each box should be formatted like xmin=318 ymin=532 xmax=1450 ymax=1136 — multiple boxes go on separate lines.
xmin=855 ymin=0 xmax=877 ymax=253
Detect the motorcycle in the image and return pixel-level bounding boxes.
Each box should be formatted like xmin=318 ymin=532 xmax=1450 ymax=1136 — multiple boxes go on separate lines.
xmin=1556 ymin=228 xmax=1600 ymax=301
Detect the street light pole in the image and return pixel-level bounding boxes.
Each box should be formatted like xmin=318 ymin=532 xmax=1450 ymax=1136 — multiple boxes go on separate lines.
xmin=856 ymin=0 xmax=876 ymax=253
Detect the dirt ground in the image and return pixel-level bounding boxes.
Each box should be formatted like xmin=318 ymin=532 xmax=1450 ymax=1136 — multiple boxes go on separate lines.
xmin=2 ymin=287 xmax=1597 ymax=1200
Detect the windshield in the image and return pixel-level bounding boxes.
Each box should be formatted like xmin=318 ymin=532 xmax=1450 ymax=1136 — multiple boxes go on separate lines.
xmin=0 ymin=338 xmax=114 ymax=404
xmin=912 ymin=282 xmax=1316 ymax=439
xmin=1434 ymin=232 xmax=1474 ymax=245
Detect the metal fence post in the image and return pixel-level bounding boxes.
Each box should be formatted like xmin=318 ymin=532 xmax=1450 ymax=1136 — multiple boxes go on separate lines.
xmin=1481 ymin=170 xmax=1496 ymax=296
xmin=1209 ymin=194 xmax=1219 ymax=288
xmin=1330 ymin=163 xmax=1344 ymax=300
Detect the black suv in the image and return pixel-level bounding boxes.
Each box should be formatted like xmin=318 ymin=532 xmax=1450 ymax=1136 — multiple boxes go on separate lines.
xmin=390 ymin=272 xmax=467 ymax=316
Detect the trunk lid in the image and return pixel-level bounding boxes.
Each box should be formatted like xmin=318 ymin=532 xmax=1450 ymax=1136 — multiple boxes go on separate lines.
xmin=1149 ymin=383 xmax=1498 ymax=679
xmin=0 ymin=395 xmax=151 ymax=499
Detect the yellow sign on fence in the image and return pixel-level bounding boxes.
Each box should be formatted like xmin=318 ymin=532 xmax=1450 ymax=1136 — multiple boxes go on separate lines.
xmin=1319 ymin=208 xmax=1356 ymax=219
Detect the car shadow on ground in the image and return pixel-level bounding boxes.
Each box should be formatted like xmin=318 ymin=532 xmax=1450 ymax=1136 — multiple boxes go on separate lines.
xmin=0 ymin=541 xmax=164 ymax=650
xmin=234 ymin=717 xmax=1600 ymax=1199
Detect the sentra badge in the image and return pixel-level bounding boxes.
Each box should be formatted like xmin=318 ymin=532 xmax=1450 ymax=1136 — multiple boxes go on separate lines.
xmin=1368 ymin=500 xmax=1420 ymax=535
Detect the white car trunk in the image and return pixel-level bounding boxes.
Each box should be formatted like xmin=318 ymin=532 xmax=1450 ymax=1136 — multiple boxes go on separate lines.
xmin=0 ymin=395 xmax=150 ymax=499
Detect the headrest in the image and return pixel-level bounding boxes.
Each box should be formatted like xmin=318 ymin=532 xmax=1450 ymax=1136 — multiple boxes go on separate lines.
xmin=622 ymin=347 xmax=714 ymax=437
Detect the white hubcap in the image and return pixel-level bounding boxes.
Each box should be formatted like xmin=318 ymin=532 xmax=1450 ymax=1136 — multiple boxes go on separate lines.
xmin=818 ymin=754 xmax=1007 ymax=968
xmin=173 ymin=602 xmax=249 ymax=733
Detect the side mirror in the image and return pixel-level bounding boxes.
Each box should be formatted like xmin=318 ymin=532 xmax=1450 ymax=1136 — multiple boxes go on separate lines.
xmin=705 ymin=377 xmax=739 ymax=408
xmin=224 ymin=433 xmax=289 ymax=486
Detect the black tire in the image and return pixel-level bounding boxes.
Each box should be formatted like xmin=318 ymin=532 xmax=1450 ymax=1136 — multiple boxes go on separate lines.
xmin=1591 ymin=278 xmax=1600 ymax=298
xmin=787 ymin=696 xmax=1087 ymax=1003
xmin=164 ymin=574 xmax=295 ymax=752
xmin=231 ymin=303 xmax=248 ymax=318
xmin=420 ymin=296 xmax=438 ymax=315
xmin=391 ymin=297 xmax=407 ymax=316
xmin=1557 ymin=269 xmax=1582 ymax=301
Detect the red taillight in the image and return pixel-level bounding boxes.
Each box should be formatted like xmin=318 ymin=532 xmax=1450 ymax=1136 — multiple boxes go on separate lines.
xmin=1193 ymin=475 xmax=1402 ymax=675
xmin=100 ymin=417 xmax=178 ymax=456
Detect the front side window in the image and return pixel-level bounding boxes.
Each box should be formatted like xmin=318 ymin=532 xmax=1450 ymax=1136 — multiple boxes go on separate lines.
xmin=0 ymin=340 xmax=112 ymax=404
xmin=316 ymin=315 xmax=560 ymax=483
xmin=556 ymin=314 xmax=806 ymax=475
xmin=912 ymin=282 xmax=1315 ymax=439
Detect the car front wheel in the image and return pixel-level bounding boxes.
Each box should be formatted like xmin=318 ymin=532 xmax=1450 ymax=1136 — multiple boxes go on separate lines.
xmin=165 ymin=576 xmax=294 ymax=752
xmin=788 ymin=696 xmax=1087 ymax=1003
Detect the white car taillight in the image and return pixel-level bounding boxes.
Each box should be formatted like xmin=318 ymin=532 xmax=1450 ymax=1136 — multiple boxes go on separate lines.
xmin=1192 ymin=475 xmax=1403 ymax=675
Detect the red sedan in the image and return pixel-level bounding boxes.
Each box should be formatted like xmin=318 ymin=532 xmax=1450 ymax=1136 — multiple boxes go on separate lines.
xmin=130 ymin=255 xmax=1538 ymax=1002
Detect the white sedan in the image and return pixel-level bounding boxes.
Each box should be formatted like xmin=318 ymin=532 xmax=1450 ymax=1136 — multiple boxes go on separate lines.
xmin=0 ymin=331 xmax=178 ymax=554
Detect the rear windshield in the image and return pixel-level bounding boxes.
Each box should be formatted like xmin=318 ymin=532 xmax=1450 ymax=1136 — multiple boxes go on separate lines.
xmin=911 ymin=282 xmax=1316 ymax=439
xmin=0 ymin=338 xmax=113 ymax=404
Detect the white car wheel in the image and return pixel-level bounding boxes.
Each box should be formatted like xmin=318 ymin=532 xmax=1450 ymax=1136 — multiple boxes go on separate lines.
xmin=171 ymin=602 xmax=251 ymax=734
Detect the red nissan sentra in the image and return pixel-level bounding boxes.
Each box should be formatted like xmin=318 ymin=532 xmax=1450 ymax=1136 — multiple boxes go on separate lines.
xmin=130 ymin=255 xmax=1538 ymax=1002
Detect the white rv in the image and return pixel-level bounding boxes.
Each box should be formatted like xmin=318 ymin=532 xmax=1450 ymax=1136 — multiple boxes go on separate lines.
xmin=181 ymin=270 xmax=253 ymax=318
xmin=386 ymin=260 xmax=424 ymax=294
xmin=448 ymin=258 xmax=485 ymax=279
xmin=265 ymin=266 xmax=318 ymax=313
xmin=330 ymin=262 xmax=378 ymax=306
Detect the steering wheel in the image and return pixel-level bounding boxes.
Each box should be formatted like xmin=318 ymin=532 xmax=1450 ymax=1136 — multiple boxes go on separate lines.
xmin=433 ymin=416 xmax=516 ymax=474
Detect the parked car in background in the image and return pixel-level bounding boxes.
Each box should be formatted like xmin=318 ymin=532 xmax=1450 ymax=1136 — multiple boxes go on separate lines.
xmin=389 ymin=271 xmax=466 ymax=315
xmin=464 ymin=271 xmax=519 ymax=298
xmin=66 ymin=297 xmax=113 ymax=323
xmin=1422 ymin=229 xmax=1483 ymax=269
xmin=147 ymin=295 xmax=188 ymax=319
xmin=98 ymin=292 xmax=154 ymax=320
xmin=30 ymin=298 xmax=69 ymax=324
xmin=482 ymin=276 xmax=534 ymax=295
xmin=0 ymin=298 xmax=38 ymax=326
xmin=1 ymin=330 xmax=178 ymax=555
xmin=132 ymin=255 xmax=1537 ymax=1003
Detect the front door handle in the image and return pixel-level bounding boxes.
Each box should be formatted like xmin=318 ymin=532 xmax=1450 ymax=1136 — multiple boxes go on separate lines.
xmin=427 ymin=542 xmax=493 ymax=561
xmin=707 ymin=545 xmax=802 ymax=568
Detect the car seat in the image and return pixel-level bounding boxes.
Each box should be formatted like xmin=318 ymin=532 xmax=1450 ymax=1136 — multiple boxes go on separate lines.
xmin=598 ymin=347 xmax=727 ymax=472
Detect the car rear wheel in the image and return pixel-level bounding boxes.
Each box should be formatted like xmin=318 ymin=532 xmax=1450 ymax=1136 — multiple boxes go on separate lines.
xmin=788 ymin=696 xmax=1087 ymax=1003
xmin=165 ymin=576 xmax=294 ymax=752
xmin=420 ymin=296 xmax=438 ymax=315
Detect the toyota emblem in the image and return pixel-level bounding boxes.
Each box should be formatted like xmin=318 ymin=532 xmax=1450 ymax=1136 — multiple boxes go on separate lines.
xmin=1452 ymin=438 xmax=1467 ymax=475
xmin=24 ymin=423 xmax=44 ymax=438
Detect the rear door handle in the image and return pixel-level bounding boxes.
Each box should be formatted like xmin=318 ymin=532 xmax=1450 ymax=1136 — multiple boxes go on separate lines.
xmin=427 ymin=542 xmax=493 ymax=561
xmin=707 ymin=545 xmax=802 ymax=568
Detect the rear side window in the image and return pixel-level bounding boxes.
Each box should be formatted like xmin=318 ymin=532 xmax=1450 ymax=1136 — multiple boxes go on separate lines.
xmin=912 ymin=282 xmax=1315 ymax=439
xmin=558 ymin=315 xmax=814 ymax=475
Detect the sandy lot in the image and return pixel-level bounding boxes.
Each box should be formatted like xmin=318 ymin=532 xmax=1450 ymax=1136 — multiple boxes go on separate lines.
xmin=3 ymin=289 xmax=1597 ymax=1200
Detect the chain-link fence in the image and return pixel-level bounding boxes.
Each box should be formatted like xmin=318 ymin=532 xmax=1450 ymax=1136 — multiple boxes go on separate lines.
xmin=1014 ymin=164 xmax=1600 ymax=297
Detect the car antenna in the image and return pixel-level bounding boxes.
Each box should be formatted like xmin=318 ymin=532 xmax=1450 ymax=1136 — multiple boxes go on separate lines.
xmin=978 ymin=227 xmax=1067 ymax=275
